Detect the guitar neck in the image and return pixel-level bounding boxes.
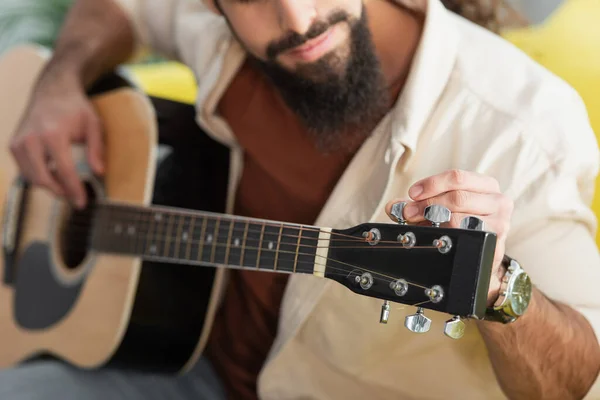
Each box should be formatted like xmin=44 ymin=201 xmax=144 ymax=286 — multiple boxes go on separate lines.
xmin=89 ymin=202 xmax=329 ymax=276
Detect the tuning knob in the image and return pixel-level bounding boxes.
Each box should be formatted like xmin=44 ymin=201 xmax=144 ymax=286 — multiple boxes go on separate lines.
xmin=443 ymin=316 xmax=466 ymax=339
xmin=460 ymin=216 xmax=485 ymax=231
xmin=390 ymin=202 xmax=408 ymax=225
xmin=404 ymin=307 xmax=431 ymax=333
xmin=380 ymin=301 xmax=391 ymax=324
xmin=424 ymin=205 xmax=451 ymax=227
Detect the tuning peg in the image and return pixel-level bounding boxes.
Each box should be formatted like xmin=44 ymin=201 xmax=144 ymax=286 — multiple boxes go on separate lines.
xmin=390 ymin=202 xmax=408 ymax=225
xmin=443 ymin=316 xmax=466 ymax=339
xmin=380 ymin=301 xmax=391 ymax=324
xmin=460 ymin=216 xmax=485 ymax=231
xmin=424 ymin=205 xmax=451 ymax=227
xmin=404 ymin=307 xmax=431 ymax=333
xmin=425 ymin=285 xmax=444 ymax=303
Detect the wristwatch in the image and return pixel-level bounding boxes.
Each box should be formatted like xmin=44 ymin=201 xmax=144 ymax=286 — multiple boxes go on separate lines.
xmin=485 ymin=255 xmax=532 ymax=323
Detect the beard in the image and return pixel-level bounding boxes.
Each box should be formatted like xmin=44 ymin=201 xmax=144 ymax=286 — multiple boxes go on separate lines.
xmin=237 ymin=8 xmax=390 ymax=152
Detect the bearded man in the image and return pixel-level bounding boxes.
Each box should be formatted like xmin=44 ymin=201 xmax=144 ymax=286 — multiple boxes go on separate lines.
xmin=3 ymin=0 xmax=600 ymax=399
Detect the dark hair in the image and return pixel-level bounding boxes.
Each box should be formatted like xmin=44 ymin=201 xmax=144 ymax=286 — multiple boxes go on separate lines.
xmin=441 ymin=0 xmax=528 ymax=32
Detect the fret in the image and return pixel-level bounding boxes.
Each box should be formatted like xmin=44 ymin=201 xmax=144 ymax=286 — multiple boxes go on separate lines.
xmin=171 ymin=213 xmax=182 ymax=259
xmin=196 ymin=216 xmax=209 ymax=263
xmin=126 ymin=209 xmax=142 ymax=255
xmin=273 ymin=223 xmax=284 ymax=271
xmin=184 ymin=216 xmax=204 ymax=261
xmin=227 ymin=220 xmax=246 ymax=267
xmin=155 ymin=212 xmax=168 ymax=256
xmin=223 ymin=219 xmax=235 ymax=265
xmin=131 ymin=209 xmax=144 ymax=255
xmin=207 ymin=217 xmax=220 ymax=264
xmin=214 ymin=218 xmax=233 ymax=264
xmin=255 ymin=223 xmax=266 ymax=269
xmin=241 ymin=221 xmax=262 ymax=269
xmin=145 ymin=210 xmax=158 ymax=256
xmin=277 ymin=226 xmax=301 ymax=273
xmin=163 ymin=213 xmax=175 ymax=258
xmin=90 ymin=204 xmax=323 ymax=277
xmin=173 ymin=213 xmax=188 ymax=260
xmin=294 ymin=226 xmax=303 ymax=273
xmin=259 ymin=223 xmax=280 ymax=271
xmin=240 ymin=220 xmax=249 ymax=266
xmin=185 ymin=215 xmax=196 ymax=261
xmin=297 ymin=227 xmax=320 ymax=274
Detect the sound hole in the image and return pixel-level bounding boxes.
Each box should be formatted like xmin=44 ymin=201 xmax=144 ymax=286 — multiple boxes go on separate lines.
xmin=60 ymin=183 xmax=97 ymax=270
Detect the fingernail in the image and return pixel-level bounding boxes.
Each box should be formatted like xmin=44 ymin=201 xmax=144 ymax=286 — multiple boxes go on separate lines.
xmin=409 ymin=185 xmax=423 ymax=199
xmin=404 ymin=204 xmax=419 ymax=219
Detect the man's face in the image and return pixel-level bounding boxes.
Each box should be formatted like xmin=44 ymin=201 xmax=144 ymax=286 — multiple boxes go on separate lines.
xmin=214 ymin=0 xmax=390 ymax=151
xmin=218 ymin=0 xmax=363 ymax=74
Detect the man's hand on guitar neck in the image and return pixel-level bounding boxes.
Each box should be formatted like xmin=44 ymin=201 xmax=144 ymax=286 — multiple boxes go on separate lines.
xmin=8 ymin=0 xmax=136 ymax=209
xmin=385 ymin=169 xmax=510 ymax=304
xmin=385 ymin=169 xmax=600 ymax=399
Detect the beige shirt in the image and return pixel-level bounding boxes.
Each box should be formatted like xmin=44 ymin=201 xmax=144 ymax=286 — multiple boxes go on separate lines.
xmin=115 ymin=0 xmax=600 ymax=398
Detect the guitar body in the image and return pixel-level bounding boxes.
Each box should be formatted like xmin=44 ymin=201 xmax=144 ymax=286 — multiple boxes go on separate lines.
xmin=0 ymin=46 xmax=229 ymax=373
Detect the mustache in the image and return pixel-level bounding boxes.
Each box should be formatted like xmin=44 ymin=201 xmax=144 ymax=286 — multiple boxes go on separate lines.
xmin=266 ymin=10 xmax=350 ymax=60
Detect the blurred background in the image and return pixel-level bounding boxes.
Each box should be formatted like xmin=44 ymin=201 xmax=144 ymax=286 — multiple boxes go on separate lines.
xmin=0 ymin=0 xmax=599 ymax=245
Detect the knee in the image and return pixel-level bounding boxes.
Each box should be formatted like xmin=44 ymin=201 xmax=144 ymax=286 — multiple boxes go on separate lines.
xmin=0 ymin=360 xmax=85 ymax=400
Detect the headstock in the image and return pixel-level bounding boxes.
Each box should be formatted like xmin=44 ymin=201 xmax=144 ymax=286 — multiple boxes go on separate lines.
xmin=324 ymin=203 xmax=496 ymax=339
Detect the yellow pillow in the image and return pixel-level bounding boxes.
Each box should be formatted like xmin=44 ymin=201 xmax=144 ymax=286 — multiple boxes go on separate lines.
xmin=125 ymin=61 xmax=198 ymax=105
xmin=502 ymin=0 xmax=600 ymax=246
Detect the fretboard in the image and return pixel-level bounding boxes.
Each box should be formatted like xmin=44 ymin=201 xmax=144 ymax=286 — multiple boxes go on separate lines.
xmin=89 ymin=203 xmax=321 ymax=275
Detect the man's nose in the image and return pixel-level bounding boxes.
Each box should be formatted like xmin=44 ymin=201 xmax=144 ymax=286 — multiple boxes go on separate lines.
xmin=276 ymin=0 xmax=317 ymax=35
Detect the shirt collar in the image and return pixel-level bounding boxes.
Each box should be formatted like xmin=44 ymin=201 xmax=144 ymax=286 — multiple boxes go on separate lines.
xmin=201 ymin=0 xmax=459 ymax=151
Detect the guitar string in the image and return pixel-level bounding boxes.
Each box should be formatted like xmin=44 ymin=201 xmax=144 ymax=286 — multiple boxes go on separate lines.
xmin=134 ymin=247 xmax=440 ymax=308
xmin=63 ymin=222 xmax=440 ymax=250
xmin=83 ymin=220 xmax=438 ymax=290
xmin=48 ymin=206 xmax=457 ymax=307
xmin=64 ymin=219 xmax=444 ymax=289
xmin=133 ymin=252 xmax=424 ymax=293
xmin=87 ymin=222 xmax=440 ymax=251
xmin=55 ymin=204 xmax=456 ymax=291
xmin=64 ymin=202 xmax=441 ymax=245
xmin=64 ymin=215 xmax=430 ymax=246
xmin=64 ymin=224 xmax=441 ymax=305
xmin=87 ymin=233 xmax=432 ymax=290
xmin=67 ymin=235 xmax=431 ymax=298
xmin=63 ymin=212 xmax=445 ymax=248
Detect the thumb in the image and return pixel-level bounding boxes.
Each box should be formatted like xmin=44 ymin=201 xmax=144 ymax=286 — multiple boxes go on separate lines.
xmin=84 ymin=109 xmax=105 ymax=176
xmin=384 ymin=198 xmax=414 ymax=222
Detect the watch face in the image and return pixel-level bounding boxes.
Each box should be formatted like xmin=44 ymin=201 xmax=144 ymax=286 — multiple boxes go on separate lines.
xmin=510 ymin=272 xmax=532 ymax=316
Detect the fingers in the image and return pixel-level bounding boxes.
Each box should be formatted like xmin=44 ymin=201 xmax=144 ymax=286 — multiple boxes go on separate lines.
xmin=42 ymin=133 xmax=86 ymax=208
xmin=386 ymin=192 xmax=500 ymax=223
xmin=385 ymin=198 xmax=511 ymax=247
xmin=10 ymin=135 xmax=64 ymax=196
xmin=84 ymin=108 xmax=104 ymax=175
xmin=386 ymin=170 xmax=512 ymax=301
xmin=408 ymin=169 xmax=501 ymax=200
xmin=404 ymin=191 xmax=504 ymax=223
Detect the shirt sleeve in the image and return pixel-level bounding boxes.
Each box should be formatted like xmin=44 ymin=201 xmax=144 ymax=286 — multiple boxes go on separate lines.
xmin=110 ymin=0 xmax=222 ymax=61
xmin=503 ymin=88 xmax=600 ymax=397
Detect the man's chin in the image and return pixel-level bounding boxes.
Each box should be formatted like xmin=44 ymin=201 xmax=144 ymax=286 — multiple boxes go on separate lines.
xmin=277 ymin=50 xmax=351 ymax=83
xmin=250 ymin=8 xmax=389 ymax=152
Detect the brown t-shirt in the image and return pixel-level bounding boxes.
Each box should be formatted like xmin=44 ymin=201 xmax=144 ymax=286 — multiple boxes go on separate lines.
xmin=205 ymin=60 xmax=365 ymax=400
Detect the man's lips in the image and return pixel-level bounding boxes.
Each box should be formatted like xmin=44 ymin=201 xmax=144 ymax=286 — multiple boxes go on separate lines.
xmin=285 ymin=28 xmax=334 ymax=61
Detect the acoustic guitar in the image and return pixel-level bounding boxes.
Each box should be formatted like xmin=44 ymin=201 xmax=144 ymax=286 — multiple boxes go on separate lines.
xmin=0 ymin=45 xmax=496 ymax=374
